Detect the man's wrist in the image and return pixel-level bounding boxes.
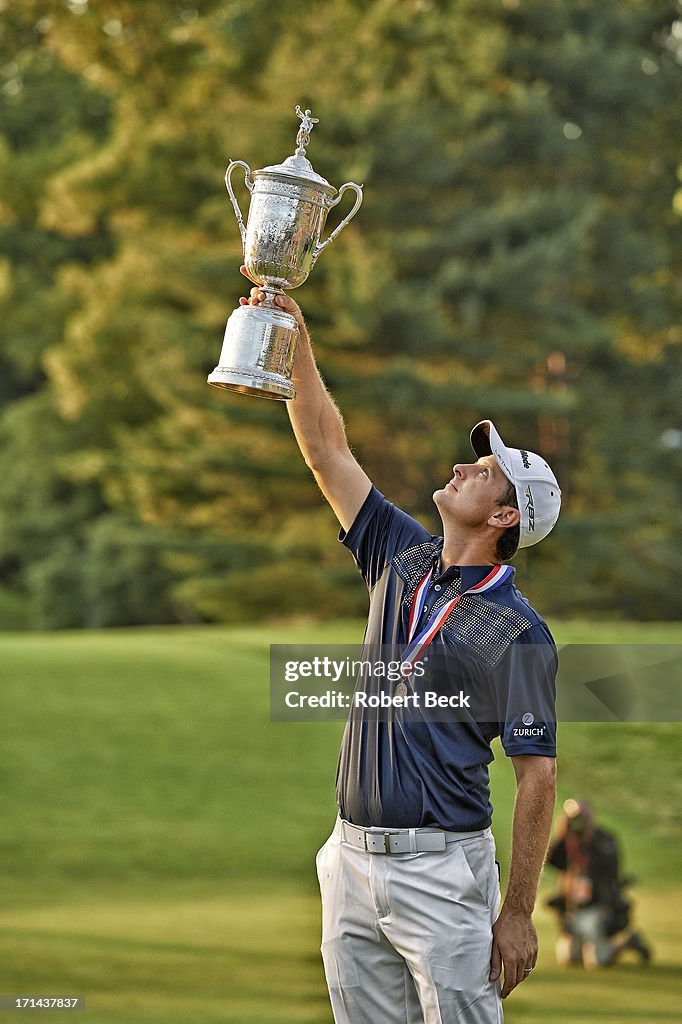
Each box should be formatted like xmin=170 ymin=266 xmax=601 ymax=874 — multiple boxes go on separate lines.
xmin=500 ymin=893 xmax=535 ymax=918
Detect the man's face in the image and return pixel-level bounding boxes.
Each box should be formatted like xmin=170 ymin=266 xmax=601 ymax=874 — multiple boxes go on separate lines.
xmin=433 ymin=454 xmax=514 ymax=529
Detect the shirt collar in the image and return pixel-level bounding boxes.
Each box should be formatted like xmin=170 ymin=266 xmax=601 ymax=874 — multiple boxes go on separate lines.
xmin=433 ymin=541 xmax=516 ymax=592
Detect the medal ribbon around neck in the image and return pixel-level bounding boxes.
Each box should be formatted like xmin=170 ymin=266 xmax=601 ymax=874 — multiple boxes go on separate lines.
xmin=401 ymin=563 xmax=514 ymax=676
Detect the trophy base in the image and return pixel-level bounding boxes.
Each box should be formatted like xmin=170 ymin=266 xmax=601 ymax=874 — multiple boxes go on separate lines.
xmin=208 ymin=303 xmax=298 ymax=401
xmin=207 ymin=366 xmax=296 ymax=400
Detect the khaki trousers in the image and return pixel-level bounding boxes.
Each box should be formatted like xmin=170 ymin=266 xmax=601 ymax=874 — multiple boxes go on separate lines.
xmin=316 ymin=817 xmax=504 ymax=1024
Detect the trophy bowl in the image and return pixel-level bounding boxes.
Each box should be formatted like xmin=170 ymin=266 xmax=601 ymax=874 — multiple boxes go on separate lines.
xmin=208 ymin=107 xmax=363 ymax=400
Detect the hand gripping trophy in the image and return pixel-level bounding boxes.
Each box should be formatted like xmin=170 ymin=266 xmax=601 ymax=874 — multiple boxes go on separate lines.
xmin=208 ymin=106 xmax=363 ymax=400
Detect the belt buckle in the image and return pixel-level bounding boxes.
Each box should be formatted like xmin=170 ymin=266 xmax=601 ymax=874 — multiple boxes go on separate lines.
xmin=384 ymin=833 xmax=391 ymax=854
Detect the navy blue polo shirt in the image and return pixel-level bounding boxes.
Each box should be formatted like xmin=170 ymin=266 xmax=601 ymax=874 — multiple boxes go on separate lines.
xmin=336 ymin=486 xmax=557 ymax=832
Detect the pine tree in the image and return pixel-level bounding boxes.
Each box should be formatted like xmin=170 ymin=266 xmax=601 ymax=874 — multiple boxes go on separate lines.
xmin=0 ymin=0 xmax=679 ymax=625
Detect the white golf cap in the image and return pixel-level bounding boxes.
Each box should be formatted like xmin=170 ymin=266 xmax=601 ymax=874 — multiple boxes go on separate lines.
xmin=470 ymin=419 xmax=561 ymax=549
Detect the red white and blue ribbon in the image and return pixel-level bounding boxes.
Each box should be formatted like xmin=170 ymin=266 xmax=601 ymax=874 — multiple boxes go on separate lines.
xmin=401 ymin=563 xmax=514 ymax=676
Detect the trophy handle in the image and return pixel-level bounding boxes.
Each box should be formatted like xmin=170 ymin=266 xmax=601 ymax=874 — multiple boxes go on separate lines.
xmin=313 ymin=181 xmax=364 ymax=262
xmin=225 ymin=160 xmax=255 ymax=247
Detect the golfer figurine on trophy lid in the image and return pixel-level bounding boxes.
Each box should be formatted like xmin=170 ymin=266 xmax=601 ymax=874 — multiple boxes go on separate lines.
xmin=208 ymin=106 xmax=363 ymax=400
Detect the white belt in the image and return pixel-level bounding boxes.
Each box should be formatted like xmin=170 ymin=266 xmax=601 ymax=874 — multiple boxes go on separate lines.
xmin=339 ymin=818 xmax=488 ymax=854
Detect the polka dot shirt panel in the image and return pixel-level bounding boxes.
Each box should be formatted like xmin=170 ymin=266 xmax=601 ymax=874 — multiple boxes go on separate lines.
xmin=392 ymin=541 xmax=440 ymax=599
xmin=441 ymin=595 xmax=532 ymax=667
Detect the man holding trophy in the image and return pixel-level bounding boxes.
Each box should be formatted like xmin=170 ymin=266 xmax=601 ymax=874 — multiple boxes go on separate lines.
xmin=216 ymin=108 xmax=561 ymax=1024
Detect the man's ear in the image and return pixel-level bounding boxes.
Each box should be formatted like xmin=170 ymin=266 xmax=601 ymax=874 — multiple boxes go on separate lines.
xmin=487 ymin=506 xmax=521 ymax=529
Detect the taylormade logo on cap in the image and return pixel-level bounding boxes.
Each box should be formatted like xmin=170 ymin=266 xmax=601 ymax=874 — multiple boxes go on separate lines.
xmin=469 ymin=419 xmax=561 ymax=550
xmin=491 ymin=443 xmax=514 ymax=481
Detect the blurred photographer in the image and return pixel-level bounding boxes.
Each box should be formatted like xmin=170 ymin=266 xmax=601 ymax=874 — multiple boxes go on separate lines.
xmin=546 ymin=799 xmax=651 ymax=969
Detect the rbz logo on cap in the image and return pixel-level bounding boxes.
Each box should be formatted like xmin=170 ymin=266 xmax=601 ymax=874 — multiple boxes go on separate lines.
xmin=524 ymin=485 xmax=535 ymax=532
xmin=520 ymin=450 xmax=532 ymax=470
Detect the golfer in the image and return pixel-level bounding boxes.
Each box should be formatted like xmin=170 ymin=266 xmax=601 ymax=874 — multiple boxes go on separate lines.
xmin=240 ymin=272 xmax=561 ymax=1023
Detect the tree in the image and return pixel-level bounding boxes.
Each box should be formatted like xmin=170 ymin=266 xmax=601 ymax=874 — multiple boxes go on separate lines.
xmin=0 ymin=0 xmax=679 ymax=626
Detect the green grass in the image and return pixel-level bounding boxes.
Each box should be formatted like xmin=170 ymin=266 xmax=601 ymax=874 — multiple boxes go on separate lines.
xmin=0 ymin=619 xmax=680 ymax=1022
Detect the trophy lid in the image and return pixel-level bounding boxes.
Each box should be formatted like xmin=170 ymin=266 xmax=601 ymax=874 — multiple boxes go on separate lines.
xmin=254 ymin=106 xmax=336 ymax=196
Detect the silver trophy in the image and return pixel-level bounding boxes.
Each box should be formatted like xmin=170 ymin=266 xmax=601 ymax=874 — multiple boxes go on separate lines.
xmin=208 ymin=106 xmax=363 ymax=400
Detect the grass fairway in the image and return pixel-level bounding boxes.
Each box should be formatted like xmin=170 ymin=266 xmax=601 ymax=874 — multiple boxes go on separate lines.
xmin=0 ymin=619 xmax=680 ymax=1023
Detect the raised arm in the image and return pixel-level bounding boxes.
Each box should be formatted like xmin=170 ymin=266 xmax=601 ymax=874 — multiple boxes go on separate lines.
xmin=239 ymin=269 xmax=371 ymax=532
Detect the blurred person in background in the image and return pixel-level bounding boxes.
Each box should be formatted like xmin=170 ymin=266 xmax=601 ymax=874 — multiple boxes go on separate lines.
xmin=546 ymin=799 xmax=651 ymax=969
